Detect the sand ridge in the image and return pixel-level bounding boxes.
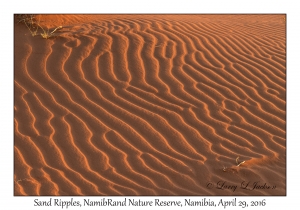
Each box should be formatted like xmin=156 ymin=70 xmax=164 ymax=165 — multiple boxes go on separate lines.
xmin=14 ymin=14 xmax=286 ymax=195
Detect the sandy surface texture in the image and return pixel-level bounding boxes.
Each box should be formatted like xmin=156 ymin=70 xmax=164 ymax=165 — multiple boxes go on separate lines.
xmin=14 ymin=14 xmax=286 ymax=195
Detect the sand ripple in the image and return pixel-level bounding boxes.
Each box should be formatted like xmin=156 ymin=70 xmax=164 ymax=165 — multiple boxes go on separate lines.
xmin=14 ymin=15 xmax=286 ymax=195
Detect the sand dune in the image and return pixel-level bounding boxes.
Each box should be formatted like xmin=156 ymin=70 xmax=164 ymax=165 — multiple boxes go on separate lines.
xmin=14 ymin=14 xmax=286 ymax=195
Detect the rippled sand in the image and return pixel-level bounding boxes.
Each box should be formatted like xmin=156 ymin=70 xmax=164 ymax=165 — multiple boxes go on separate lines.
xmin=14 ymin=14 xmax=286 ymax=195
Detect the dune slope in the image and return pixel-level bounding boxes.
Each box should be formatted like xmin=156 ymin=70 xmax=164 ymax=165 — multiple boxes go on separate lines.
xmin=14 ymin=14 xmax=286 ymax=195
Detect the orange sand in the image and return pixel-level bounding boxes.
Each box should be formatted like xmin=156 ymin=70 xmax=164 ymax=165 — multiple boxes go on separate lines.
xmin=14 ymin=14 xmax=286 ymax=195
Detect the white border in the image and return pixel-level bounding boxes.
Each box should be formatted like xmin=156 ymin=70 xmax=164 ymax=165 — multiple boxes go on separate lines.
xmin=2 ymin=0 xmax=299 ymax=209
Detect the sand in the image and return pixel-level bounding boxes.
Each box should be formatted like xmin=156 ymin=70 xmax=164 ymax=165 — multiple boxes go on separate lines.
xmin=14 ymin=14 xmax=286 ymax=196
